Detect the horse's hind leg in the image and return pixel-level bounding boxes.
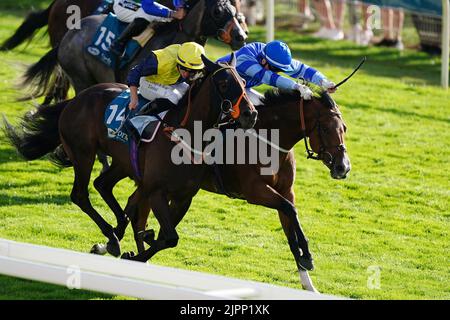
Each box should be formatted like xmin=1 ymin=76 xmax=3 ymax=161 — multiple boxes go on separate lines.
xmin=64 ymin=141 xmax=121 ymax=257
xmin=93 ymin=162 xmax=128 ymax=240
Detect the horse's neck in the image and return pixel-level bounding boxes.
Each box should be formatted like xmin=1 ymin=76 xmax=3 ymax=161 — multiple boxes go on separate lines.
xmin=183 ymin=82 xmax=218 ymax=132
xmin=165 ymin=80 xmax=217 ymax=134
xmin=256 ymin=101 xmax=307 ymax=153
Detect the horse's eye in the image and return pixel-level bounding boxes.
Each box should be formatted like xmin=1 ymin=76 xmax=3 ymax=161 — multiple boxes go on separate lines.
xmin=218 ymin=81 xmax=228 ymax=92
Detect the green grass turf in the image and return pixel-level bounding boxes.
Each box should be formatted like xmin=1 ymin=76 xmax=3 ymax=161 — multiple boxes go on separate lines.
xmin=0 ymin=1 xmax=449 ymax=300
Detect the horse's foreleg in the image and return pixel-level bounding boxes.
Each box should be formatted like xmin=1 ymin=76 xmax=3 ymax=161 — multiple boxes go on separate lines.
xmin=244 ymin=183 xmax=314 ymax=271
xmin=132 ymin=198 xmax=152 ymax=254
xmin=93 ymin=162 xmax=129 ymax=240
xmin=123 ymin=190 xmax=181 ymax=262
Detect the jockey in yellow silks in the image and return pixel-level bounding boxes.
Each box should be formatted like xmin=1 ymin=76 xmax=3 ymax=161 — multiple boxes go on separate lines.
xmin=126 ymin=42 xmax=205 ymax=113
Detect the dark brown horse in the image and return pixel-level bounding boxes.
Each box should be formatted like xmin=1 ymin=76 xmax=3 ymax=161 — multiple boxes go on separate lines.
xmin=21 ymin=0 xmax=247 ymax=113
xmin=0 ymin=0 xmax=104 ymax=51
xmin=1 ymin=0 xmax=248 ymax=51
xmin=125 ymin=89 xmax=350 ymax=292
xmin=4 ymin=55 xmax=258 ymax=258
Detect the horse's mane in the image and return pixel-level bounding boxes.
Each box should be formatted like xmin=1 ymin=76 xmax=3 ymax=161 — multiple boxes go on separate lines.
xmin=262 ymin=88 xmax=336 ymax=110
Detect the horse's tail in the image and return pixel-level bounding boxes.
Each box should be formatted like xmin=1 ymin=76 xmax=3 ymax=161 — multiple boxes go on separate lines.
xmin=20 ymin=46 xmax=60 ymax=101
xmin=0 ymin=0 xmax=55 ymax=51
xmin=2 ymin=99 xmax=70 ymax=161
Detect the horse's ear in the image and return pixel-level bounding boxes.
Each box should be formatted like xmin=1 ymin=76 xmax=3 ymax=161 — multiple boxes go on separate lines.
xmin=202 ymin=54 xmax=219 ymax=73
xmin=228 ymin=52 xmax=236 ymax=67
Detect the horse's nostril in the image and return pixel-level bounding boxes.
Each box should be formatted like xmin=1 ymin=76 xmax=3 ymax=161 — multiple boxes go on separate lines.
xmin=335 ymin=165 xmax=344 ymax=173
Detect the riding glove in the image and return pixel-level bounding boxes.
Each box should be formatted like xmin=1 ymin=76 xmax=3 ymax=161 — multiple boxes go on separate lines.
xmin=294 ymin=83 xmax=313 ymax=100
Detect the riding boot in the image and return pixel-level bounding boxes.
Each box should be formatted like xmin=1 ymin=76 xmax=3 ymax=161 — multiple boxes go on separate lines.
xmin=141 ymin=98 xmax=177 ymax=116
xmin=110 ymin=18 xmax=150 ymax=57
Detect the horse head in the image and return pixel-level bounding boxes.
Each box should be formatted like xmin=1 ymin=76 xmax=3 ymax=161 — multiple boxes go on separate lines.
xmin=200 ymin=53 xmax=257 ymax=129
xmin=261 ymin=89 xmax=350 ymax=179
xmin=304 ymin=92 xmax=350 ymax=179
xmin=183 ymin=0 xmax=247 ymax=50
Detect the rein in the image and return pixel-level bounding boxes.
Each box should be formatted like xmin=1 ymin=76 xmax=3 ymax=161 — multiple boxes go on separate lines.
xmin=163 ymin=65 xmax=251 ymax=163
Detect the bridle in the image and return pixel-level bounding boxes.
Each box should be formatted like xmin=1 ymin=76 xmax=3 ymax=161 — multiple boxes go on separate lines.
xmin=201 ymin=0 xmax=242 ymax=44
xmin=209 ymin=64 xmax=254 ymax=126
xmin=164 ymin=64 xmax=253 ymax=164
xmin=299 ymin=97 xmax=346 ymax=166
xmin=173 ymin=64 xmax=252 ymax=131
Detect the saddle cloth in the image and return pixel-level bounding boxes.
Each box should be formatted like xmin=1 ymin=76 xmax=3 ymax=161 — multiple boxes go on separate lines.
xmin=104 ymin=90 xmax=167 ymax=144
xmin=87 ymin=13 xmax=142 ymax=69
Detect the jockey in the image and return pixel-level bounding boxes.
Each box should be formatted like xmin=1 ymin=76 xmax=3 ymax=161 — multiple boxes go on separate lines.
xmin=111 ymin=0 xmax=187 ymax=57
xmin=217 ymin=41 xmax=336 ymax=105
xmin=126 ymin=42 xmax=205 ymax=115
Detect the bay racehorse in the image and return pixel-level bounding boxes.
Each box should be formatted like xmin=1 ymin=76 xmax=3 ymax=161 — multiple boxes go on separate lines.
xmin=0 ymin=0 xmax=105 ymax=51
xmin=124 ymin=89 xmax=350 ymax=292
xmin=4 ymin=54 xmax=258 ymax=258
xmin=20 ymin=0 xmax=248 ymax=105
xmin=1 ymin=0 xmax=248 ymax=50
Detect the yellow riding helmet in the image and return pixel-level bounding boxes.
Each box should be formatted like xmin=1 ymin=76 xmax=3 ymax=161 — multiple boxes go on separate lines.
xmin=177 ymin=42 xmax=205 ymax=70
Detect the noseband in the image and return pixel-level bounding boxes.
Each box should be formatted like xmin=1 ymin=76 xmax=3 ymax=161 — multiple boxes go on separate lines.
xmin=299 ymin=97 xmax=346 ymax=166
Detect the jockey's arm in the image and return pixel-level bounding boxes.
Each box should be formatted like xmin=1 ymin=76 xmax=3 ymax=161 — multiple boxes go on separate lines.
xmin=141 ymin=0 xmax=186 ymax=19
xmin=286 ymin=59 xmax=336 ymax=92
xmin=237 ymin=58 xmax=299 ymax=91
xmin=127 ymin=53 xmax=159 ymax=109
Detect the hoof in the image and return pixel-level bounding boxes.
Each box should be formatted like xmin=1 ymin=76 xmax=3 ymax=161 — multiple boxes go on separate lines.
xmin=90 ymin=243 xmax=107 ymax=255
xmin=106 ymin=237 xmax=121 ymax=257
xmin=121 ymin=251 xmax=135 ymax=260
xmin=298 ymin=256 xmax=314 ymax=271
xmin=139 ymin=229 xmax=155 ymax=246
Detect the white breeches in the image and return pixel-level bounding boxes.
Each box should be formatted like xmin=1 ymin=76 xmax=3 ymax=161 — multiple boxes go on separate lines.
xmin=114 ymin=0 xmax=173 ymax=23
xmin=139 ymin=78 xmax=189 ymax=105
xmin=246 ymin=88 xmax=265 ymax=106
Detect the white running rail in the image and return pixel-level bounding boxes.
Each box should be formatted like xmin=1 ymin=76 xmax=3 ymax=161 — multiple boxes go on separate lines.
xmin=0 ymin=238 xmax=342 ymax=300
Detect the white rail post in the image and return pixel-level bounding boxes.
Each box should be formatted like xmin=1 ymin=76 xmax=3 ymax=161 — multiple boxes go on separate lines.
xmin=442 ymin=0 xmax=450 ymax=89
xmin=266 ymin=0 xmax=275 ymax=42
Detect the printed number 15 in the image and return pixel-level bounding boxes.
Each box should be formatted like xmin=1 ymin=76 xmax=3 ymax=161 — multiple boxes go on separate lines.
xmin=95 ymin=26 xmax=116 ymax=51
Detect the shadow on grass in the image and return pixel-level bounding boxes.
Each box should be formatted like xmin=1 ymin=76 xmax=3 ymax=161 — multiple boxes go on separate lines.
xmin=0 ymin=192 xmax=70 ymax=207
xmin=248 ymin=28 xmax=442 ymax=87
xmin=0 ymin=275 xmax=114 ymax=300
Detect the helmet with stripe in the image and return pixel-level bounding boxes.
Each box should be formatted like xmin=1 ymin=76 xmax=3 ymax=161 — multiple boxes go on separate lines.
xmin=262 ymin=40 xmax=292 ymax=72
xmin=177 ymin=42 xmax=205 ymax=70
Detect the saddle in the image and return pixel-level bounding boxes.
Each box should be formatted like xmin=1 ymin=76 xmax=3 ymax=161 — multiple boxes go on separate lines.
xmin=104 ymin=90 xmax=175 ymax=179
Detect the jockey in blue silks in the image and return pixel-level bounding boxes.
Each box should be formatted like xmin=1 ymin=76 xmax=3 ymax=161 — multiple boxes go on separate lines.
xmin=111 ymin=0 xmax=187 ymax=57
xmin=217 ymin=41 xmax=337 ymax=105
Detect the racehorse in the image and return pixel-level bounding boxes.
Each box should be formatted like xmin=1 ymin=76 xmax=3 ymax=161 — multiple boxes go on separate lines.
xmin=19 ymin=0 xmax=248 ymax=105
xmin=4 ymin=54 xmax=258 ymax=259
xmin=86 ymin=88 xmax=351 ymax=292
xmin=0 ymin=0 xmax=104 ymax=51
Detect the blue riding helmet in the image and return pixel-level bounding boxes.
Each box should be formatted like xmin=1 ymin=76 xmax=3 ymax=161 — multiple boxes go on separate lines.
xmin=262 ymin=40 xmax=293 ymax=72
